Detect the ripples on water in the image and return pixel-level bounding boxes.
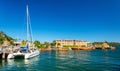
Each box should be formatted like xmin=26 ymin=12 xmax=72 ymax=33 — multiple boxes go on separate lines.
xmin=0 ymin=47 xmax=120 ymax=71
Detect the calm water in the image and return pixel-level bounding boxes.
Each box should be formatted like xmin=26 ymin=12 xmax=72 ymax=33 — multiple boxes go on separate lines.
xmin=0 ymin=47 xmax=120 ymax=71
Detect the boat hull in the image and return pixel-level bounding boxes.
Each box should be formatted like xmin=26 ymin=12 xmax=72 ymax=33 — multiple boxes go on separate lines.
xmin=7 ymin=50 xmax=40 ymax=59
xmin=7 ymin=54 xmax=14 ymax=59
xmin=25 ymin=50 xmax=40 ymax=59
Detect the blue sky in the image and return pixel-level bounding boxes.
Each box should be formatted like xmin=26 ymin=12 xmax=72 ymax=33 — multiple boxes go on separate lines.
xmin=0 ymin=0 xmax=120 ymax=42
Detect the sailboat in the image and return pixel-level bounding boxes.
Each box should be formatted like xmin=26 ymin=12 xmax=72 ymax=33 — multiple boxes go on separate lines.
xmin=7 ymin=5 xmax=40 ymax=59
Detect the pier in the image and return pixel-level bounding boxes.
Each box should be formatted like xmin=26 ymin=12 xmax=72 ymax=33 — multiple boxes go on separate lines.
xmin=0 ymin=47 xmax=9 ymax=59
xmin=0 ymin=46 xmax=18 ymax=59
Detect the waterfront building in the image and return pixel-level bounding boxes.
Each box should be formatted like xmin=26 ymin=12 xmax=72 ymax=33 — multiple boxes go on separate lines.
xmin=54 ymin=40 xmax=87 ymax=47
xmin=87 ymin=42 xmax=93 ymax=47
xmin=14 ymin=41 xmax=21 ymax=46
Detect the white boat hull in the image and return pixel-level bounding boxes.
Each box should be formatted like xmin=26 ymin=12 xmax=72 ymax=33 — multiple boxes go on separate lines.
xmin=7 ymin=54 xmax=14 ymax=59
xmin=25 ymin=50 xmax=40 ymax=59
xmin=7 ymin=50 xmax=40 ymax=59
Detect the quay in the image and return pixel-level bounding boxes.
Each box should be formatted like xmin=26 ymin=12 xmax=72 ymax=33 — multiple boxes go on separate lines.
xmin=0 ymin=47 xmax=9 ymax=59
xmin=0 ymin=46 xmax=19 ymax=59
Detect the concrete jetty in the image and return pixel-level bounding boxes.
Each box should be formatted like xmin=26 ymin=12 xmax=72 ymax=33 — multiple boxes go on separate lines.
xmin=0 ymin=46 xmax=19 ymax=59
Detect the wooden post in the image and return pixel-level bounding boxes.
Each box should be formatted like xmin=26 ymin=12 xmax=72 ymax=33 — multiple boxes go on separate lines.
xmin=2 ymin=52 xmax=5 ymax=59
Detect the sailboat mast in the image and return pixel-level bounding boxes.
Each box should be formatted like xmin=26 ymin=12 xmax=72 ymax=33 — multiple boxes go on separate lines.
xmin=26 ymin=5 xmax=29 ymax=44
xmin=26 ymin=5 xmax=33 ymax=46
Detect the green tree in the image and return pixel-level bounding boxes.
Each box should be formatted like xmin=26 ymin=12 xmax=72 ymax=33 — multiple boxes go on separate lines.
xmin=40 ymin=44 xmax=46 ymax=48
xmin=50 ymin=41 xmax=56 ymax=47
xmin=34 ymin=40 xmax=41 ymax=48
xmin=0 ymin=31 xmax=14 ymax=46
xmin=21 ymin=40 xmax=27 ymax=46
xmin=44 ymin=41 xmax=49 ymax=48
xmin=0 ymin=31 xmax=5 ymax=45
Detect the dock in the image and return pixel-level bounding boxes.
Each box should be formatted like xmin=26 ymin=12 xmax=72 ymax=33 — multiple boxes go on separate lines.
xmin=0 ymin=46 xmax=19 ymax=59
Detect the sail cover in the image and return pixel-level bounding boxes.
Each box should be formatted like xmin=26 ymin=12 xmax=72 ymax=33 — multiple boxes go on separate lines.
xmin=20 ymin=44 xmax=29 ymax=52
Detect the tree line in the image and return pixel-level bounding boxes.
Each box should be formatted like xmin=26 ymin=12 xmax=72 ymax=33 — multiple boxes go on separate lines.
xmin=1 ymin=31 xmax=120 ymax=48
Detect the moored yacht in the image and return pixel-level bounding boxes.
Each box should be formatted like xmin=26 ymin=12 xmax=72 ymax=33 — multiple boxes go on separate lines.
xmin=7 ymin=5 xmax=40 ymax=59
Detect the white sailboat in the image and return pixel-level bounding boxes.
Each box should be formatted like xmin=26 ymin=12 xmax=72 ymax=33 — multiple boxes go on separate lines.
xmin=8 ymin=5 xmax=40 ymax=59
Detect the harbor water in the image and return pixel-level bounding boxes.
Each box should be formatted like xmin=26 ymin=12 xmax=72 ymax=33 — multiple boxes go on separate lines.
xmin=0 ymin=47 xmax=120 ymax=71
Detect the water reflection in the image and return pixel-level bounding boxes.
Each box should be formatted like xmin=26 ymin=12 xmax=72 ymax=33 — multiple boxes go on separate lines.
xmin=7 ymin=59 xmax=15 ymax=65
xmin=0 ymin=59 xmax=5 ymax=68
xmin=15 ymin=56 xmax=39 ymax=65
xmin=55 ymin=50 xmax=92 ymax=60
xmin=0 ymin=56 xmax=40 ymax=70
